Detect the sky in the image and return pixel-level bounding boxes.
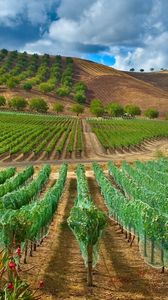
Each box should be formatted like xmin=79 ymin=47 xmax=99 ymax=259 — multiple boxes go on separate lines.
xmin=0 ymin=0 xmax=168 ymax=71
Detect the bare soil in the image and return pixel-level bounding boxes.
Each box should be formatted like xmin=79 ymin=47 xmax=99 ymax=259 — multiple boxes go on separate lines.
xmin=20 ymin=172 xmax=168 ymax=300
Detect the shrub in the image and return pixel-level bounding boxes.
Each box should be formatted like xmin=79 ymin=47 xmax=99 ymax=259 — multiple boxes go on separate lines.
xmin=125 ymin=104 xmax=141 ymax=116
xmin=74 ymin=91 xmax=86 ymax=103
xmin=29 ymin=98 xmax=48 ymax=113
xmin=0 ymin=96 xmax=6 ymax=106
xmin=9 ymin=97 xmax=27 ymax=110
xmin=57 ymin=86 xmax=71 ymax=97
xmin=6 ymin=78 xmax=17 ymax=89
xmin=107 ymin=102 xmax=124 ymax=117
xmin=145 ymin=108 xmax=159 ymax=119
xmin=90 ymin=99 xmax=104 ymax=117
xmin=23 ymin=82 xmax=32 ymax=91
xmin=53 ymin=102 xmax=64 ymax=114
xmin=72 ymin=104 xmax=84 ymax=116
xmin=39 ymin=82 xmax=55 ymax=93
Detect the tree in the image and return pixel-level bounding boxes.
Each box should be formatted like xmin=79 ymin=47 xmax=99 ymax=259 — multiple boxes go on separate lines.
xmin=91 ymin=106 xmax=104 ymax=117
xmin=6 ymin=78 xmax=17 ymax=89
xmin=9 ymin=97 xmax=27 ymax=111
xmin=140 ymin=69 xmax=144 ymax=72
xmin=39 ymin=82 xmax=55 ymax=93
xmin=29 ymin=98 xmax=48 ymax=113
xmin=57 ymin=86 xmax=71 ymax=97
xmin=150 ymin=68 xmax=154 ymax=72
xmin=125 ymin=104 xmax=141 ymax=116
xmin=90 ymin=99 xmax=104 ymax=117
xmin=72 ymin=104 xmax=84 ymax=116
xmin=74 ymin=91 xmax=86 ymax=103
xmin=130 ymin=68 xmax=135 ymax=72
xmin=107 ymin=102 xmax=124 ymax=117
xmin=53 ymin=102 xmax=64 ymax=114
xmin=145 ymin=108 xmax=159 ymax=119
xmin=23 ymin=82 xmax=32 ymax=91
xmin=0 ymin=96 xmax=6 ymax=106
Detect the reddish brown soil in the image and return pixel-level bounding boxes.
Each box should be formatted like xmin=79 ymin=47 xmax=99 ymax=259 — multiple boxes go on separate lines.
xmin=20 ymin=172 xmax=168 ymax=300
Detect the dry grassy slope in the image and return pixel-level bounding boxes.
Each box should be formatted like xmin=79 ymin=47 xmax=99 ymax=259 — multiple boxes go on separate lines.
xmin=74 ymin=58 xmax=168 ymax=116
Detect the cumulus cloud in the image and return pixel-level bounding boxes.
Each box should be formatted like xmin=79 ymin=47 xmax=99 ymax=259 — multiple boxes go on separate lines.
xmin=13 ymin=0 xmax=168 ymax=70
xmin=0 ymin=0 xmax=58 ymax=26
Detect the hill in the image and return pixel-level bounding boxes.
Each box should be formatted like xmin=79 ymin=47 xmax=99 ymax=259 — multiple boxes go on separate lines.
xmin=75 ymin=59 xmax=168 ymax=117
xmin=0 ymin=49 xmax=167 ymax=117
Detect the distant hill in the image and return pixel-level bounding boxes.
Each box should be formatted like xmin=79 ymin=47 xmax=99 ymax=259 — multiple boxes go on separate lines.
xmin=0 ymin=49 xmax=167 ymax=117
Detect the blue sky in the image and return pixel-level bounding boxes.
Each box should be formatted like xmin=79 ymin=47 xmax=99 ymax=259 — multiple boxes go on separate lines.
xmin=0 ymin=0 xmax=168 ymax=71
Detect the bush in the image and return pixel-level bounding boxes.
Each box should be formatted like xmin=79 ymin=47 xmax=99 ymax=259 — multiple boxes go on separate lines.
xmin=107 ymin=102 xmax=124 ymax=117
xmin=57 ymin=86 xmax=71 ymax=97
xmin=125 ymin=104 xmax=141 ymax=116
xmin=74 ymin=91 xmax=86 ymax=103
xmin=0 ymin=96 xmax=6 ymax=106
xmin=6 ymin=78 xmax=17 ymax=89
xmin=53 ymin=102 xmax=64 ymax=114
xmin=145 ymin=108 xmax=159 ymax=119
xmin=72 ymin=104 xmax=84 ymax=116
xmin=29 ymin=98 xmax=48 ymax=113
xmin=90 ymin=99 xmax=104 ymax=117
xmin=39 ymin=82 xmax=55 ymax=93
xmin=23 ymin=82 xmax=32 ymax=91
xmin=74 ymin=81 xmax=87 ymax=92
xmin=9 ymin=97 xmax=27 ymax=110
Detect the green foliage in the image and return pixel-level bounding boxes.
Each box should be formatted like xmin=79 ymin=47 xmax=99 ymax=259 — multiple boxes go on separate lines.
xmin=23 ymin=82 xmax=32 ymax=91
xmin=145 ymin=108 xmax=159 ymax=119
xmin=9 ymin=97 xmax=27 ymax=111
xmin=39 ymin=82 xmax=55 ymax=93
xmin=0 ymin=95 xmax=6 ymax=106
xmin=57 ymin=86 xmax=71 ymax=97
xmin=6 ymin=77 xmax=17 ymax=89
xmin=125 ymin=104 xmax=141 ymax=116
xmin=74 ymin=90 xmax=86 ymax=103
xmin=72 ymin=104 xmax=84 ymax=115
xmin=90 ymin=99 xmax=104 ymax=117
xmin=107 ymin=102 xmax=124 ymax=117
xmin=68 ymin=165 xmax=107 ymax=266
xmin=29 ymin=98 xmax=48 ymax=113
xmin=53 ymin=102 xmax=64 ymax=113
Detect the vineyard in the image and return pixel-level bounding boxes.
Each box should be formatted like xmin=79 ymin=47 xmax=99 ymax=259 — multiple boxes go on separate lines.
xmin=0 ymin=160 xmax=168 ymax=299
xmin=88 ymin=118 xmax=168 ymax=153
xmin=0 ymin=112 xmax=84 ymax=162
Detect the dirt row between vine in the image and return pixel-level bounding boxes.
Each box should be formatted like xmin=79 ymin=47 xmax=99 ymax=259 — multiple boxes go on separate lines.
xmin=21 ymin=173 xmax=168 ymax=300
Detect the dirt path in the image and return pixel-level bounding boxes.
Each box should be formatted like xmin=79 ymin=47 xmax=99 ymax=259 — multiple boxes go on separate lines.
xmin=87 ymin=176 xmax=168 ymax=300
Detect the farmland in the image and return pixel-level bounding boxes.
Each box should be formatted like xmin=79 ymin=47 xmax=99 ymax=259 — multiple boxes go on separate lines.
xmin=1 ymin=160 xmax=168 ymax=299
xmin=0 ymin=112 xmax=84 ymax=162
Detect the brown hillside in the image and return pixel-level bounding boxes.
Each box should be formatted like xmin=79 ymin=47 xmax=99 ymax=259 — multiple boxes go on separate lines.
xmin=125 ymin=71 xmax=168 ymax=92
xmin=74 ymin=59 xmax=168 ymax=117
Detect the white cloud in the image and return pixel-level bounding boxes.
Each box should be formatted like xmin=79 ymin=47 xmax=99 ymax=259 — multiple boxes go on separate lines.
xmin=22 ymin=0 xmax=168 ymax=70
xmin=0 ymin=0 xmax=57 ymax=26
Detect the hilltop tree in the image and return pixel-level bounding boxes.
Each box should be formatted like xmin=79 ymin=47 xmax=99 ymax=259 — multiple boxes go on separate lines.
xmin=53 ymin=102 xmax=64 ymax=114
xmin=140 ymin=69 xmax=144 ymax=72
xmin=107 ymin=102 xmax=124 ymax=117
xmin=0 ymin=96 xmax=6 ymax=106
xmin=125 ymin=104 xmax=141 ymax=116
xmin=9 ymin=97 xmax=27 ymax=111
xmin=29 ymin=98 xmax=48 ymax=113
xmin=72 ymin=104 xmax=84 ymax=116
xmin=145 ymin=108 xmax=159 ymax=119
xmin=130 ymin=68 xmax=135 ymax=72
xmin=150 ymin=68 xmax=154 ymax=72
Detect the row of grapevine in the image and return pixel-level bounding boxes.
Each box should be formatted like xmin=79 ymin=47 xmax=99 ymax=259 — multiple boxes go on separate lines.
xmin=68 ymin=164 xmax=107 ymax=286
xmin=93 ymin=160 xmax=168 ymax=269
xmin=1 ymin=165 xmax=51 ymax=209
xmin=88 ymin=118 xmax=168 ymax=151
